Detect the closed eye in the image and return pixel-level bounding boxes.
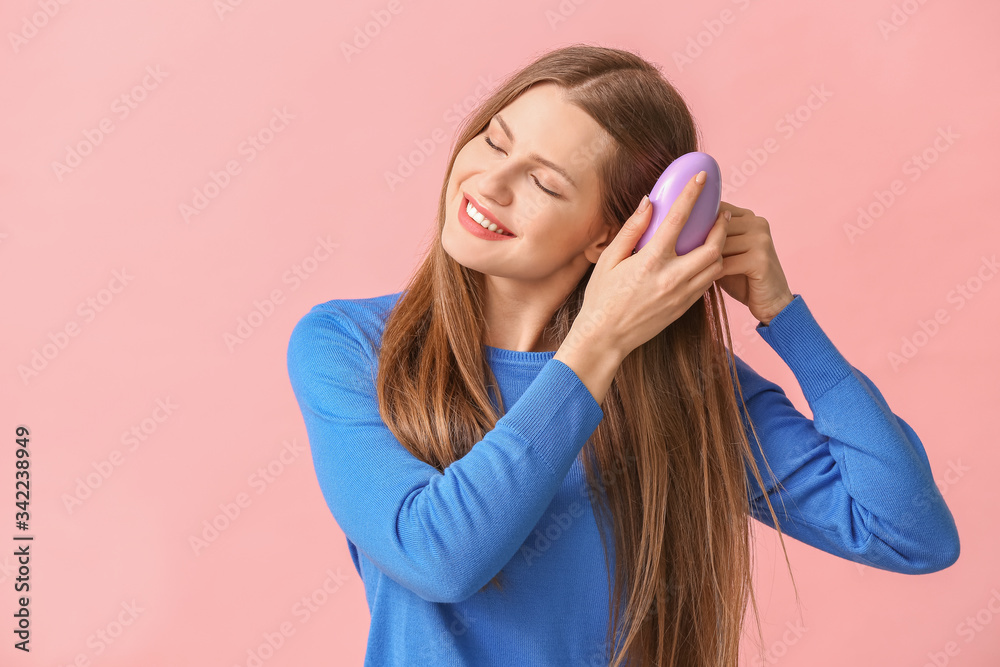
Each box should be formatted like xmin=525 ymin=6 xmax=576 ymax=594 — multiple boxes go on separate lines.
xmin=484 ymin=136 xmax=561 ymax=198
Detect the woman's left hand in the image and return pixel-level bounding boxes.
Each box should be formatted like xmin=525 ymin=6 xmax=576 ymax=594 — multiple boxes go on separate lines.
xmin=713 ymin=202 xmax=794 ymax=326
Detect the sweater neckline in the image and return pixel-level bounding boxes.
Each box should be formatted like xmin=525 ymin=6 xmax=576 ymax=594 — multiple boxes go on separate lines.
xmin=483 ymin=344 xmax=557 ymax=364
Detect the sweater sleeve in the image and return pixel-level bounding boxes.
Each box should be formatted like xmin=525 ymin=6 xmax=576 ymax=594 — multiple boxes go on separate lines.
xmin=734 ymin=294 xmax=960 ymax=574
xmin=286 ymin=304 xmax=605 ymax=603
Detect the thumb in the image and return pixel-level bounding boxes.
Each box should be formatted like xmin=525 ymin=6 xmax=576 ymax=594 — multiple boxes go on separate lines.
xmin=606 ymin=194 xmax=652 ymax=264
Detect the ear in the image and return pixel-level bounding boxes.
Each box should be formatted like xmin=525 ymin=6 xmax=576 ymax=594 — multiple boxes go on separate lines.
xmin=583 ymin=217 xmax=620 ymax=264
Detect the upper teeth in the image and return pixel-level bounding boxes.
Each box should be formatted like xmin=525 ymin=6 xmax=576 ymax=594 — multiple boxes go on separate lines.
xmin=467 ymin=200 xmax=509 ymax=235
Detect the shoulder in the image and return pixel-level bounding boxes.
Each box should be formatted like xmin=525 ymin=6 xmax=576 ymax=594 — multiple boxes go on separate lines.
xmin=287 ymin=290 xmax=403 ymax=367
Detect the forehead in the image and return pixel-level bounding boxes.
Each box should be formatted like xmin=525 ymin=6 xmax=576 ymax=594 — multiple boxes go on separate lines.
xmin=496 ymin=83 xmax=612 ymax=178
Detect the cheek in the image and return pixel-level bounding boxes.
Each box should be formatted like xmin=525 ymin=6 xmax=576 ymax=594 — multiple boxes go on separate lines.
xmin=513 ymin=189 xmax=561 ymax=231
xmin=451 ymin=143 xmax=480 ymax=174
xmin=545 ymin=216 xmax=595 ymax=256
xmin=447 ymin=159 xmax=473 ymax=196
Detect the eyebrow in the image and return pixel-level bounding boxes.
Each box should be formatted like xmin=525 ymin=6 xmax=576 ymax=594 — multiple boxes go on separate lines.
xmin=493 ymin=113 xmax=578 ymax=189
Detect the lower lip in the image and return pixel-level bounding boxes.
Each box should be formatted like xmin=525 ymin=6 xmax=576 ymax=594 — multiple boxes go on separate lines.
xmin=459 ymin=197 xmax=515 ymax=241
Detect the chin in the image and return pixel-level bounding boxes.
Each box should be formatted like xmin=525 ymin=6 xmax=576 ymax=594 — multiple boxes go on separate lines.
xmin=441 ymin=224 xmax=494 ymax=276
xmin=440 ymin=220 xmax=468 ymax=263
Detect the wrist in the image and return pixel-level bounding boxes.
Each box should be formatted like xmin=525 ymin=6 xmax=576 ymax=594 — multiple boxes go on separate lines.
xmin=554 ymin=320 xmax=625 ymax=405
xmin=556 ymin=326 xmax=623 ymax=366
xmin=757 ymin=292 xmax=795 ymax=327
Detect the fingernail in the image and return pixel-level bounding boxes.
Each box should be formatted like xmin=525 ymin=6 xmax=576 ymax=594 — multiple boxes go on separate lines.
xmin=695 ymin=170 xmax=706 ymax=184
xmin=637 ymin=195 xmax=649 ymax=213
xmin=724 ymin=210 xmax=731 ymax=221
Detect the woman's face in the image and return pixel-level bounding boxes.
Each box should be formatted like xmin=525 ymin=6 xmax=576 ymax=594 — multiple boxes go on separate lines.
xmin=442 ymin=82 xmax=616 ymax=286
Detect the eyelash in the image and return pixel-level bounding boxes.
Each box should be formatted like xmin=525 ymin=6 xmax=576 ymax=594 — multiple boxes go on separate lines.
xmin=484 ymin=135 xmax=561 ymax=198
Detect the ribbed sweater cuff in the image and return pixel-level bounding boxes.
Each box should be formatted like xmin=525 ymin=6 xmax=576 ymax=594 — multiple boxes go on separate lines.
xmin=499 ymin=358 xmax=605 ymax=478
xmin=755 ymin=294 xmax=855 ymax=405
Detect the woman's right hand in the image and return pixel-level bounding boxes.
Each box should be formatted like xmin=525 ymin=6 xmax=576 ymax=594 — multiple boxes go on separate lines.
xmin=575 ymin=171 xmax=729 ymax=360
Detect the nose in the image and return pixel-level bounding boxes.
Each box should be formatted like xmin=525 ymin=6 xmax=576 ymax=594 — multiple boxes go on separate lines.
xmin=476 ymin=161 xmax=514 ymax=208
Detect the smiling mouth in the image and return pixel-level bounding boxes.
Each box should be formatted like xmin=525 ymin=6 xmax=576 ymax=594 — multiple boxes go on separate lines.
xmin=464 ymin=196 xmax=514 ymax=236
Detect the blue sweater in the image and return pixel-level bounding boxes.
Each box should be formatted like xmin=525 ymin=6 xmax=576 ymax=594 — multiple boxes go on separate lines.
xmin=286 ymin=291 xmax=960 ymax=666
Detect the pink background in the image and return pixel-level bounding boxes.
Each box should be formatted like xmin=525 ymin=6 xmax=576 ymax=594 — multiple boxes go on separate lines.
xmin=3 ymin=0 xmax=998 ymax=665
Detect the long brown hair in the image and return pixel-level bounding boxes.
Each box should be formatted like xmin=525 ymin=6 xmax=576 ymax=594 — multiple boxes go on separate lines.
xmin=375 ymin=43 xmax=800 ymax=667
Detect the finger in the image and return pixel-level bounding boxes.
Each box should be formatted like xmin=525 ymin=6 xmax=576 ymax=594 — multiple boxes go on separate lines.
xmin=719 ymin=201 xmax=753 ymax=218
xmin=719 ymin=228 xmax=754 ymax=255
xmin=644 ymin=171 xmax=707 ymax=261
xmin=689 ymin=252 xmax=725 ymax=295
xmin=720 ymin=213 xmax=751 ymax=237
xmin=706 ymin=208 xmax=730 ymax=253
xmin=680 ymin=252 xmax=727 ymax=313
xmin=663 ymin=209 xmax=728 ymax=285
xmin=606 ymin=194 xmax=654 ymax=265
xmin=689 ymin=216 xmax=730 ymax=284
xmin=715 ymin=250 xmax=753 ymax=279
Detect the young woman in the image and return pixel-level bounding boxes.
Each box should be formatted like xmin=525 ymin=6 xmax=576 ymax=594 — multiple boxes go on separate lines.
xmin=287 ymin=44 xmax=960 ymax=667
